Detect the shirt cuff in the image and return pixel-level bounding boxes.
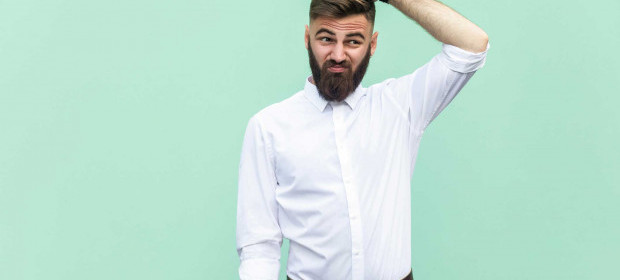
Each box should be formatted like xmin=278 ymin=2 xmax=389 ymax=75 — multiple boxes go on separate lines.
xmin=239 ymin=258 xmax=280 ymax=280
xmin=238 ymin=242 xmax=281 ymax=280
xmin=437 ymin=41 xmax=490 ymax=73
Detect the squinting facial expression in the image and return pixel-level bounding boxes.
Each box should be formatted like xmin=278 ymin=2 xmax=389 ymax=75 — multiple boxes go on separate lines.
xmin=305 ymin=14 xmax=378 ymax=102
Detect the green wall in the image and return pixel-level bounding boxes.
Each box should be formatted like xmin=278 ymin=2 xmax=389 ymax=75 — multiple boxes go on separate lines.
xmin=1 ymin=0 xmax=618 ymax=279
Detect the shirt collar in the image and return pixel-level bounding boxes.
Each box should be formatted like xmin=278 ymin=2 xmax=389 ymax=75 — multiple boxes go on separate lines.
xmin=303 ymin=75 xmax=365 ymax=112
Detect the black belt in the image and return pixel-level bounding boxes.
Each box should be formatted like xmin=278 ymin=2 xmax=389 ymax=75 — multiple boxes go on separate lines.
xmin=287 ymin=268 xmax=413 ymax=280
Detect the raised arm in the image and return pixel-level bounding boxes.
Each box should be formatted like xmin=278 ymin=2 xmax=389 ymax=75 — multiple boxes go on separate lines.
xmin=384 ymin=0 xmax=489 ymax=52
xmin=374 ymin=0 xmax=490 ymax=133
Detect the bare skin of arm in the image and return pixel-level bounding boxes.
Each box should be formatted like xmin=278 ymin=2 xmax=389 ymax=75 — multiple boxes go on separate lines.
xmin=385 ymin=0 xmax=489 ymax=53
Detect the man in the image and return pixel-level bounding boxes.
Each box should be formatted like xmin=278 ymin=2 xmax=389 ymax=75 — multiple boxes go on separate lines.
xmin=236 ymin=0 xmax=489 ymax=279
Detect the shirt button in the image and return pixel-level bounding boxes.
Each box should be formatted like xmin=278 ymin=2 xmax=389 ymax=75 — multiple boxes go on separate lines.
xmin=354 ymin=250 xmax=360 ymax=256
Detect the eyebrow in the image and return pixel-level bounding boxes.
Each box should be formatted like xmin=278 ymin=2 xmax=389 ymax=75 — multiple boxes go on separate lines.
xmin=345 ymin=32 xmax=365 ymax=40
xmin=315 ymin=29 xmax=366 ymax=40
xmin=315 ymin=28 xmax=335 ymax=36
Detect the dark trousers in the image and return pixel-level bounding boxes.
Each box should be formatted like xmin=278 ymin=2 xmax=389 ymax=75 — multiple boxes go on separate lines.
xmin=287 ymin=268 xmax=413 ymax=280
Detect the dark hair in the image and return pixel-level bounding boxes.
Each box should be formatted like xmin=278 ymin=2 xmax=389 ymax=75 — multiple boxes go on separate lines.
xmin=309 ymin=0 xmax=376 ymax=23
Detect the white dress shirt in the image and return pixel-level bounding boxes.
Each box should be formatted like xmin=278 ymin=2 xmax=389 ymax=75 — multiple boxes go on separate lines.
xmin=236 ymin=42 xmax=490 ymax=280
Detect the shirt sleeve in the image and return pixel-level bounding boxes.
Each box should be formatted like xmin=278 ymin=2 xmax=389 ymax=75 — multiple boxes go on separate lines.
xmin=380 ymin=42 xmax=490 ymax=134
xmin=236 ymin=115 xmax=282 ymax=280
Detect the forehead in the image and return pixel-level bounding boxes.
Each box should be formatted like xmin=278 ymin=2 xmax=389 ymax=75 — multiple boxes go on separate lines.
xmin=309 ymin=14 xmax=372 ymax=35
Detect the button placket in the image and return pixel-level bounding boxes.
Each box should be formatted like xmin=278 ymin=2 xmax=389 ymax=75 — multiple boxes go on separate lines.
xmin=332 ymin=102 xmax=365 ymax=280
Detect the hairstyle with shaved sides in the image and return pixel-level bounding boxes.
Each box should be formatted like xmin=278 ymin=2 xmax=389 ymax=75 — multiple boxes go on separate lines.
xmin=310 ymin=0 xmax=376 ymax=24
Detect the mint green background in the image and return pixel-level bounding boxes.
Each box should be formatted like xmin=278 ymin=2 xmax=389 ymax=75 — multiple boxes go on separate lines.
xmin=1 ymin=0 xmax=618 ymax=279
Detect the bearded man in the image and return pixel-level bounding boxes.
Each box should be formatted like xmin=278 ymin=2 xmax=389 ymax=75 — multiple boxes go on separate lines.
xmin=236 ymin=0 xmax=490 ymax=279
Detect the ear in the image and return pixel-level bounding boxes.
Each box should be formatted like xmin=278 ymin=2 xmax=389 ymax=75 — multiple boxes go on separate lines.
xmin=370 ymin=31 xmax=379 ymax=56
xmin=305 ymin=25 xmax=310 ymax=50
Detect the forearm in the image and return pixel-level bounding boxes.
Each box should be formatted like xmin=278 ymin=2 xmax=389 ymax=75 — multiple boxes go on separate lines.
xmin=388 ymin=0 xmax=489 ymax=52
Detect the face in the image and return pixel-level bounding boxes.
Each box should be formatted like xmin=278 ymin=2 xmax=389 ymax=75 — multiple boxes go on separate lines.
xmin=305 ymin=14 xmax=378 ymax=102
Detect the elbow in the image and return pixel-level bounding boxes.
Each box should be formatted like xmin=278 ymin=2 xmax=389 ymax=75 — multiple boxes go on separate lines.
xmin=474 ymin=33 xmax=489 ymax=53
xmin=459 ymin=32 xmax=489 ymax=53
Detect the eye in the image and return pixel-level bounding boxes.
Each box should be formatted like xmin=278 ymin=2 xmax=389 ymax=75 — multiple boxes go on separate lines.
xmin=348 ymin=40 xmax=360 ymax=45
xmin=319 ymin=37 xmax=332 ymax=42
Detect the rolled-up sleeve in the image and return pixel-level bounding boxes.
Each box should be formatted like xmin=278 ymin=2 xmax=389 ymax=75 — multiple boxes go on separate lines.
xmin=236 ymin=115 xmax=282 ymax=280
xmin=380 ymin=41 xmax=490 ymax=134
xmin=437 ymin=42 xmax=489 ymax=74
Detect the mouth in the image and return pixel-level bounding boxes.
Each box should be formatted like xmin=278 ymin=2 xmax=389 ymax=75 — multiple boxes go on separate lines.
xmin=328 ymin=65 xmax=347 ymax=73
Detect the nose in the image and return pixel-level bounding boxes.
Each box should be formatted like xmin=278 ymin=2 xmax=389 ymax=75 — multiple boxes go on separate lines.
xmin=329 ymin=43 xmax=346 ymax=63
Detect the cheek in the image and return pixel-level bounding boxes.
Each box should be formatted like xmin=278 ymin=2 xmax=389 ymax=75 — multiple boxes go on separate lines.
xmin=314 ymin=51 xmax=330 ymax=63
xmin=349 ymin=50 xmax=367 ymax=66
xmin=310 ymin=43 xmax=331 ymax=60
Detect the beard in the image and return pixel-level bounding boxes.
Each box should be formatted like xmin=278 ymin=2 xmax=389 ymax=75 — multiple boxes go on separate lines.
xmin=307 ymin=43 xmax=371 ymax=102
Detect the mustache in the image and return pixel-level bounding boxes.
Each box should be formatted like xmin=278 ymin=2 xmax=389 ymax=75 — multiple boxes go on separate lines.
xmin=323 ymin=59 xmax=351 ymax=69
